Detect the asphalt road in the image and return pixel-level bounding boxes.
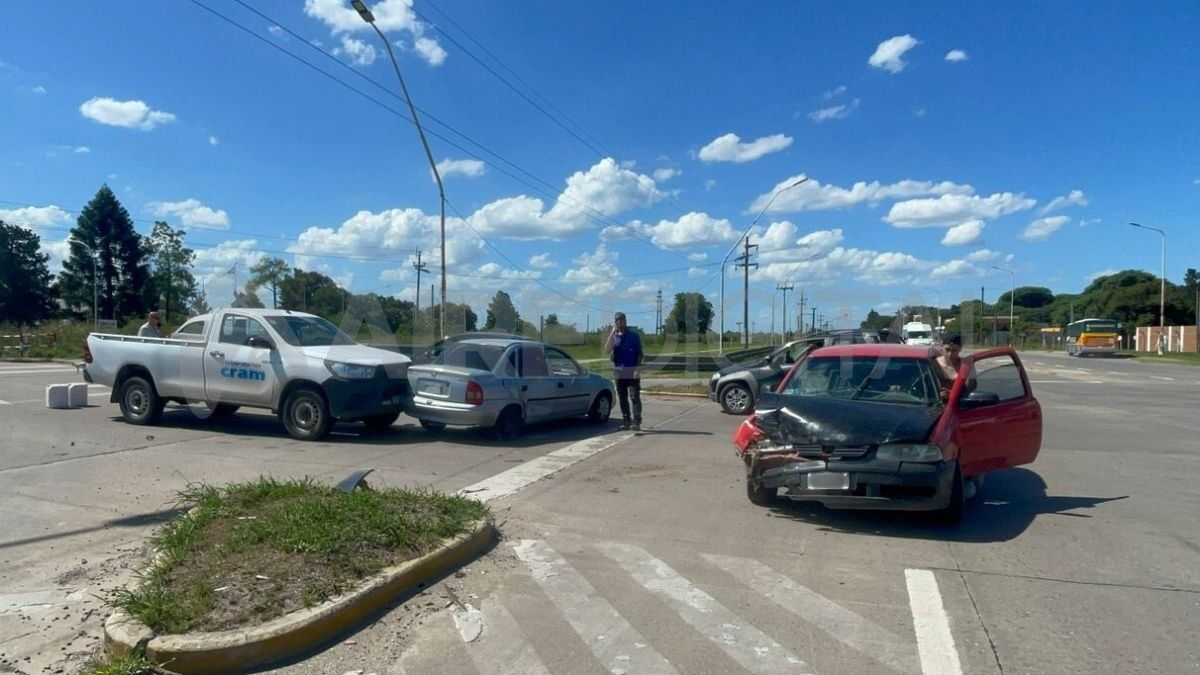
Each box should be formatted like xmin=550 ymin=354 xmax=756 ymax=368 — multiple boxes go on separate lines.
xmin=1 ymin=352 xmax=1198 ymax=674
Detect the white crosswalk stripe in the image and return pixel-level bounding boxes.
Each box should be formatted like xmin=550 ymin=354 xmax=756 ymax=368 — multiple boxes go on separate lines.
xmin=452 ymin=601 xmax=552 ymax=675
xmin=398 ymin=538 xmax=963 ymax=675
xmin=513 ymin=539 xmax=677 ymax=674
xmin=703 ymin=553 xmax=919 ymax=674
xmin=594 ymin=541 xmax=811 ymax=674
xmin=905 ymin=569 xmax=962 ymax=675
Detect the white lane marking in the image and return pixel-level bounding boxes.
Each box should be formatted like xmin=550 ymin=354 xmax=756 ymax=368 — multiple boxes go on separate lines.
xmin=703 ymin=554 xmax=918 ymax=674
xmin=905 ymin=569 xmax=962 ymax=675
xmin=513 ymin=539 xmax=676 ymax=675
xmin=459 ymin=433 xmax=631 ymax=503
xmin=0 ymin=588 xmax=86 ymax=613
xmin=1149 ymin=375 xmax=1175 ymax=381
xmin=452 ymin=601 xmax=552 ymax=675
xmin=0 ymin=400 xmax=9 ymax=406
xmin=1027 ymin=380 xmax=1104 ymax=384
xmin=595 ymin=541 xmax=810 ymax=674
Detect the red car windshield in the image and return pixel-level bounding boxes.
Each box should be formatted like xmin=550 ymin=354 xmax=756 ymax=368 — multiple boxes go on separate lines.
xmin=779 ymin=356 xmax=942 ymax=407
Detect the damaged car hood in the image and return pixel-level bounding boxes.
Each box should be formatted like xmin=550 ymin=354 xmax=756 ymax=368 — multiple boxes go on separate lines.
xmin=754 ymin=392 xmax=942 ymax=446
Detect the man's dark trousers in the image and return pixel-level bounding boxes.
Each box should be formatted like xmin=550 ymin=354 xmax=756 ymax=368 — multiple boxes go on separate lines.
xmin=616 ymin=378 xmax=642 ymax=425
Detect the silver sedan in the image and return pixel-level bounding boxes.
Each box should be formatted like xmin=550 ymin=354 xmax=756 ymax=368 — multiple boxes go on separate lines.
xmin=405 ymin=337 xmax=616 ymax=439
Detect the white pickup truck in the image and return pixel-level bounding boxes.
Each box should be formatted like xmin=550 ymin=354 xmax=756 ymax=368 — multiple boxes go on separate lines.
xmin=84 ymin=308 xmax=411 ymax=440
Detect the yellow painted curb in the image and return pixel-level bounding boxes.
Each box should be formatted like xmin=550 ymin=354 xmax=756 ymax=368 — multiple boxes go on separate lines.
xmin=104 ymin=519 xmax=496 ymax=674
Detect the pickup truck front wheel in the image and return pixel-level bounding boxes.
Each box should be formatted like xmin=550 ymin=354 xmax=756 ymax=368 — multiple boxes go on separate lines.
xmin=119 ymin=376 xmax=164 ymax=426
xmin=282 ymin=387 xmax=331 ymax=441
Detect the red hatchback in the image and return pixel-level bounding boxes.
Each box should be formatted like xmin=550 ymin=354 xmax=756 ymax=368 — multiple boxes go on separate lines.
xmin=733 ymin=344 xmax=1042 ymax=523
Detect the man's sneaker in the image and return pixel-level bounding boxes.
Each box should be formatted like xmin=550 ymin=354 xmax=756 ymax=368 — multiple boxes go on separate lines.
xmin=632 ymin=421 xmax=642 ymax=432
xmin=619 ymin=419 xmax=632 ymax=430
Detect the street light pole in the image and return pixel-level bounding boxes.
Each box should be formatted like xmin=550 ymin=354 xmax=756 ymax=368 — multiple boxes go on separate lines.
xmin=1130 ymin=222 xmax=1166 ymax=352
xmin=719 ymin=175 xmax=808 ymax=355
xmin=992 ymin=266 xmax=1015 ymax=345
xmin=353 ymin=0 xmax=447 ymax=339
xmin=73 ymin=240 xmax=99 ymax=330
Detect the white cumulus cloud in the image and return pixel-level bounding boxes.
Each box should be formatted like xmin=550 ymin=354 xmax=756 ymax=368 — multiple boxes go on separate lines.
xmin=605 ymin=212 xmax=738 ymax=251
xmin=698 ymin=132 xmax=793 ymax=163
xmin=74 ymin=146 xmax=91 ymax=154
xmin=868 ymin=34 xmax=919 ymax=73
xmin=150 ymin=199 xmax=231 ymax=230
xmin=0 ymin=205 xmax=72 ymax=229
xmin=808 ymin=99 xmax=860 ymax=123
xmin=966 ymin=249 xmax=1003 ymax=263
xmin=290 ymin=207 xmax=485 ymax=271
xmin=304 ymin=0 xmax=446 ymax=67
xmin=945 ymin=49 xmax=969 ymax=62
xmin=885 ymin=192 xmax=1036 ymax=228
xmin=209 ymin=136 xmax=219 ymax=146
xmin=333 ymin=35 xmax=377 ymax=66
xmin=80 ymin=97 xmax=176 ymax=131
xmin=1040 ymin=189 xmax=1089 ymax=214
xmin=1019 ymin=215 xmax=1070 ymax=241
xmin=751 ymin=175 xmax=974 ymax=214
xmin=931 ymin=259 xmax=981 ymax=279
xmin=436 ymin=157 xmax=486 ymax=179
xmin=652 ymin=167 xmax=681 ymax=182
xmin=528 ymin=253 xmax=556 ymax=269
xmin=941 ymin=219 xmax=985 ymax=246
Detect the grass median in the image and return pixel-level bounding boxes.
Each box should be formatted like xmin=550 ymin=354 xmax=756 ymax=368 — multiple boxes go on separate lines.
xmin=111 ymin=478 xmax=488 ymax=635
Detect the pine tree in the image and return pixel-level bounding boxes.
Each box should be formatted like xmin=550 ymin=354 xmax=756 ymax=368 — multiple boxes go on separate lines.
xmin=143 ymin=221 xmax=196 ymax=323
xmin=0 ymin=221 xmax=57 ymax=325
xmin=58 ymin=185 xmax=150 ymax=324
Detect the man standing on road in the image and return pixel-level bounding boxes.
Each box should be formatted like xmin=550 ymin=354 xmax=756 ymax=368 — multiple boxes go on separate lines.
xmin=138 ymin=311 xmax=163 ymax=338
xmin=603 ymin=312 xmax=644 ymax=431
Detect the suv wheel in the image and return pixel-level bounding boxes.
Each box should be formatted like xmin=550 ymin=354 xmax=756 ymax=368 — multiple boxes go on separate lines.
xmin=720 ymin=382 xmax=754 ymax=414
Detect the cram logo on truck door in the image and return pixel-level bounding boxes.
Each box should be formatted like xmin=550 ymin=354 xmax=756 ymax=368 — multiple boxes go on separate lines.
xmin=220 ymin=360 xmax=267 ymax=381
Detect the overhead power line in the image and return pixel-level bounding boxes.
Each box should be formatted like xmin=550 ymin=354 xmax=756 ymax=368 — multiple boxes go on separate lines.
xmin=190 ymin=0 xmax=689 ymax=261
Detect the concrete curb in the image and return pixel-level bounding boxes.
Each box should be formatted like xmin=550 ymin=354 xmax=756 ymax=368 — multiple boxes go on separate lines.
xmin=104 ymin=519 xmax=497 ymax=674
xmin=641 ymin=390 xmax=709 ymax=398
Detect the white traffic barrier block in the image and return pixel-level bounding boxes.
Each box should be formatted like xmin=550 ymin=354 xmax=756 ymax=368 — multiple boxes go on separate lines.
xmin=46 ymin=384 xmax=70 ymax=409
xmin=69 ymin=383 xmax=89 ymax=407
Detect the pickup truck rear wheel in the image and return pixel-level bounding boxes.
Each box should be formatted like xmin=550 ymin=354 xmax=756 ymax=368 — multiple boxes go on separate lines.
xmin=282 ymin=387 xmax=331 ymax=441
xmin=119 ymin=376 xmax=164 ymax=426
xmin=720 ymin=382 xmax=754 ymax=414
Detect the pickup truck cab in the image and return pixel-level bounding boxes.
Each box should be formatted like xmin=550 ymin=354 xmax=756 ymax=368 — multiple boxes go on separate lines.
xmin=84 ymin=309 xmax=411 ymax=440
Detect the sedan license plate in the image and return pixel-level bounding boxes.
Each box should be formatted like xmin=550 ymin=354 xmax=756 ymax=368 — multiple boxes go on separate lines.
xmin=806 ymin=472 xmax=850 ymax=490
xmin=418 ymin=379 xmax=448 ymax=396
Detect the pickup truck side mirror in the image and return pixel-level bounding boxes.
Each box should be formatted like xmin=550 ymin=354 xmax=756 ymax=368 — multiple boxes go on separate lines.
xmin=959 ymin=390 xmax=999 ymax=408
xmin=247 ymin=336 xmax=275 ymax=350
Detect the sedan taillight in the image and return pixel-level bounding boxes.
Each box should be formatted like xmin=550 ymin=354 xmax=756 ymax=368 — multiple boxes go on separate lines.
xmin=465 ymin=381 xmax=484 ymax=405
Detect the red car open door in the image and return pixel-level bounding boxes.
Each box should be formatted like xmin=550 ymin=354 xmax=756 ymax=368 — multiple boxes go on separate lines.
xmin=950 ymin=347 xmax=1043 ymax=477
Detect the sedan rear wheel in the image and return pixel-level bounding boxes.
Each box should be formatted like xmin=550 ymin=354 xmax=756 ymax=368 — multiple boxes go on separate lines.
xmin=493 ymin=406 xmax=523 ymax=441
xmin=720 ymin=383 xmax=754 ymax=414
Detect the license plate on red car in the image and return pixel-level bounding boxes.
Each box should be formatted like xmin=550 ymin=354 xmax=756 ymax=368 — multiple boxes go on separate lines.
xmin=806 ymin=472 xmax=850 ymax=490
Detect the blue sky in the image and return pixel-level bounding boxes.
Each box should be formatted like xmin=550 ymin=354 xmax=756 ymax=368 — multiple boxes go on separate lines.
xmin=2 ymin=1 xmax=1198 ymax=332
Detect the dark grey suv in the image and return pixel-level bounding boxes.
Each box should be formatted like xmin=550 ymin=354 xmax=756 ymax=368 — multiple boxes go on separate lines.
xmin=707 ymin=330 xmax=880 ymax=414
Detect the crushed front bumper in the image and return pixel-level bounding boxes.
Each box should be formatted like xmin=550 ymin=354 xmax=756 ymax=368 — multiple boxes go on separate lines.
xmin=324 ymin=375 xmax=409 ymax=420
xmin=754 ymin=454 xmax=956 ymax=511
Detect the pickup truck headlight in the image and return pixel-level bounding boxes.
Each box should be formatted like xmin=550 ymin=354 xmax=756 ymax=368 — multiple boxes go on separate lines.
xmin=325 ymin=361 xmax=376 ymax=380
xmin=876 ymin=444 xmax=943 ymax=462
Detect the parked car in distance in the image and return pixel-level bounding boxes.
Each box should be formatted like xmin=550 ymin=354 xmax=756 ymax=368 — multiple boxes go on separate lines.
xmin=733 ymin=344 xmax=1042 ymax=524
xmin=406 ymin=337 xmax=615 ymax=439
xmin=709 ymin=330 xmax=881 ymax=414
xmin=84 ymin=309 xmax=412 ymax=440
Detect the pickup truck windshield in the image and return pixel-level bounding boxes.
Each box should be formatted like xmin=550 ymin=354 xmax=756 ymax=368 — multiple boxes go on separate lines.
xmin=265 ymin=316 xmax=357 ymax=347
xmin=781 ymin=356 xmax=941 ymax=406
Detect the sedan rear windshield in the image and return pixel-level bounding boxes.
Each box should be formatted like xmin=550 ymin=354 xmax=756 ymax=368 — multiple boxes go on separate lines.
xmin=265 ymin=316 xmax=357 ymax=347
xmin=781 ymin=356 xmax=941 ymax=406
xmin=435 ymin=343 xmax=506 ymax=371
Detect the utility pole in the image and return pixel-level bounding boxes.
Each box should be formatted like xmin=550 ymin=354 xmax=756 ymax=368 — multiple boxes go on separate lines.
xmin=655 ymin=288 xmax=663 ymax=335
xmin=412 ymin=249 xmax=428 ymax=314
xmin=980 ymin=286 xmax=986 ymax=346
xmin=734 ymin=235 xmax=758 ymax=347
xmin=776 ymin=282 xmax=794 ymax=345
xmin=797 ymin=289 xmax=807 ymax=335
xmin=811 ymin=306 xmax=817 ymax=334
